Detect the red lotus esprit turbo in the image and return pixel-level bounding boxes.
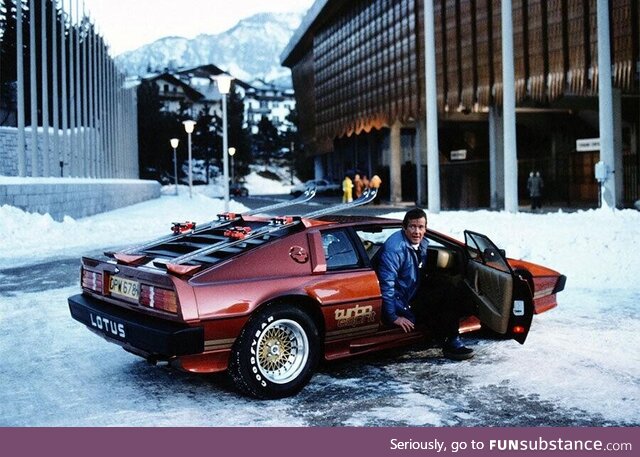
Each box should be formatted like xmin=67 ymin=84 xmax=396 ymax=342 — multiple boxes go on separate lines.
xmin=68 ymin=190 xmax=566 ymax=399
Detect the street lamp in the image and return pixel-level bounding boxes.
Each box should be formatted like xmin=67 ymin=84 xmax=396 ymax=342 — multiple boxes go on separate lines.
xmin=228 ymin=147 xmax=236 ymax=184
xmin=170 ymin=138 xmax=179 ymax=196
xmin=213 ymin=74 xmax=233 ymax=211
xmin=182 ymin=120 xmax=196 ymax=198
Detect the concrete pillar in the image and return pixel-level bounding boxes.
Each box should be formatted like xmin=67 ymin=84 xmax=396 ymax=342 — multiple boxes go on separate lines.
xmin=314 ymin=155 xmax=324 ymax=180
xmin=415 ymin=122 xmax=427 ymax=205
xmin=597 ymin=0 xmax=617 ymax=208
xmin=613 ymin=88 xmax=624 ymax=206
xmin=390 ymin=121 xmax=403 ymax=203
xmin=502 ymin=0 xmax=519 ymax=212
xmin=489 ymin=107 xmax=505 ymax=209
xmin=424 ymin=0 xmax=441 ymax=212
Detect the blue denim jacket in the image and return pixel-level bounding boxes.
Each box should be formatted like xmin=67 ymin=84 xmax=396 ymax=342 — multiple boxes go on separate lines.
xmin=376 ymin=230 xmax=429 ymax=324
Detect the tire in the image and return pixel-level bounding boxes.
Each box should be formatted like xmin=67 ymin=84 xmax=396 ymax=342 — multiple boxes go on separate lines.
xmin=228 ymin=303 xmax=320 ymax=399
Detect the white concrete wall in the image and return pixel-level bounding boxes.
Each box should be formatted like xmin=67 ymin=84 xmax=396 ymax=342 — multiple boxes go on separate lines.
xmin=0 ymin=179 xmax=161 ymax=221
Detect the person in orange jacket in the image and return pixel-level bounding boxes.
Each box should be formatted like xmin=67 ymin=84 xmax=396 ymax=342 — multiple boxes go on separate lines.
xmin=353 ymin=174 xmax=364 ymax=198
xmin=369 ymin=174 xmax=382 ymax=204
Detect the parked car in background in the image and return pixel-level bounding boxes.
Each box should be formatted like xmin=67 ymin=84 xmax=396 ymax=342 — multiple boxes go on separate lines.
xmin=230 ymin=182 xmax=249 ymax=197
xmin=291 ymin=179 xmax=341 ymax=197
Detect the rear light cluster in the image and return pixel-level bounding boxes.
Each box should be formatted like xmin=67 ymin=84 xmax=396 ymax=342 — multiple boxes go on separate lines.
xmin=140 ymin=284 xmax=179 ymax=314
xmin=81 ymin=269 xmax=103 ymax=293
xmin=82 ymin=267 xmax=179 ymax=315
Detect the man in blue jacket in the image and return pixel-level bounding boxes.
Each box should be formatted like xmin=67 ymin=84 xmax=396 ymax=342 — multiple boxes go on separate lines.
xmin=376 ymin=208 xmax=474 ymax=360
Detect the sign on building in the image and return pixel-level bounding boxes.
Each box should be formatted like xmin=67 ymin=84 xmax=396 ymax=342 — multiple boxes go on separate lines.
xmin=576 ymin=138 xmax=600 ymax=152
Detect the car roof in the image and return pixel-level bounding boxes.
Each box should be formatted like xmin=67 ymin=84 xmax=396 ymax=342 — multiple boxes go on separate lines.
xmin=314 ymin=214 xmax=400 ymax=226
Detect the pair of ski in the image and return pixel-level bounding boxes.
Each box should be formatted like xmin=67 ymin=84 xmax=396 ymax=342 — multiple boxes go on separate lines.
xmin=106 ymin=187 xmax=318 ymax=259
xmin=162 ymin=186 xmax=378 ymax=267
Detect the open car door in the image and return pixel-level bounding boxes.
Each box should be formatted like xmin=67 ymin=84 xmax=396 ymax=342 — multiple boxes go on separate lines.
xmin=463 ymin=231 xmax=534 ymax=344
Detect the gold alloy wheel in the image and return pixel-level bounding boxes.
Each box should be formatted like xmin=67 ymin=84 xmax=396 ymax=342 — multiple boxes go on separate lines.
xmin=256 ymin=319 xmax=309 ymax=384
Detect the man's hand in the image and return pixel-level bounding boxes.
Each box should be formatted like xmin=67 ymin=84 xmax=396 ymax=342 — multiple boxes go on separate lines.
xmin=394 ymin=316 xmax=414 ymax=333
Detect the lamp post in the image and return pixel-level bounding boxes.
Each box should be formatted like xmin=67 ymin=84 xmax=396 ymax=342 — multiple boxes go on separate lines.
xmin=170 ymin=138 xmax=179 ymax=196
xmin=213 ymin=74 xmax=233 ymax=212
xmin=182 ymin=120 xmax=196 ymax=198
xmin=228 ymin=147 xmax=236 ymax=184
xmin=290 ymin=141 xmax=295 ymax=185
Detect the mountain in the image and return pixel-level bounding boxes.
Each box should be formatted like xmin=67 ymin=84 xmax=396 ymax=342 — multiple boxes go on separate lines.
xmin=114 ymin=12 xmax=303 ymax=87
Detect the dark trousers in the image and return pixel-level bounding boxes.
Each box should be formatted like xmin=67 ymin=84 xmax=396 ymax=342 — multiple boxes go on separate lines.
xmin=411 ymin=273 xmax=471 ymax=341
xmin=531 ymin=196 xmax=542 ymax=210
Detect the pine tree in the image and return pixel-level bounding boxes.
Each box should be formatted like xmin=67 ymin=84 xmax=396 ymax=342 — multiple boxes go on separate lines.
xmin=137 ymin=80 xmax=181 ymax=181
xmin=227 ymin=85 xmax=251 ymax=178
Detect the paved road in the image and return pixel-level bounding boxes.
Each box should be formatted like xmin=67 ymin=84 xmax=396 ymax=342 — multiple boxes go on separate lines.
xmin=235 ymin=193 xmax=410 ymax=217
xmin=1 ymin=272 xmax=629 ymax=426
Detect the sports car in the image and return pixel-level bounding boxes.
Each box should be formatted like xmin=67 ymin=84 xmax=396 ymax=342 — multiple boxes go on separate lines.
xmin=68 ymin=190 xmax=566 ymax=399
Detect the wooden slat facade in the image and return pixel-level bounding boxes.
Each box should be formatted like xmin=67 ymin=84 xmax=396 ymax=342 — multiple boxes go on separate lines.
xmin=285 ymin=0 xmax=638 ymax=154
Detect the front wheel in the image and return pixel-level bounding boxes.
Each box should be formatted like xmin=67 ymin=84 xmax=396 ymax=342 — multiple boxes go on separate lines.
xmin=228 ymin=304 xmax=320 ymax=399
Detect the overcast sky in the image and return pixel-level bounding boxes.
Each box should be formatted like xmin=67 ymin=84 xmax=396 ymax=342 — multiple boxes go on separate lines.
xmin=82 ymin=0 xmax=315 ymax=56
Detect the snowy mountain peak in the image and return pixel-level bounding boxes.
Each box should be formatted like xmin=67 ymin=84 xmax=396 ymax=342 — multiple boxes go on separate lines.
xmin=114 ymin=12 xmax=303 ymax=87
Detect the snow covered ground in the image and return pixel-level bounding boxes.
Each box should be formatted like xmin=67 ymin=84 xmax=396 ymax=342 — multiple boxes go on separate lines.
xmin=0 ymin=175 xmax=639 ymax=425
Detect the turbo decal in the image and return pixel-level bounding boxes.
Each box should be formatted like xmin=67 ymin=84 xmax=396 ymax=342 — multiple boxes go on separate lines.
xmin=334 ymin=304 xmax=376 ymax=328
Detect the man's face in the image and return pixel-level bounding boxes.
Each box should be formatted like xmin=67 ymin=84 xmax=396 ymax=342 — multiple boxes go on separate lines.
xmin=403 ymin=217 xmax=427 ymax=245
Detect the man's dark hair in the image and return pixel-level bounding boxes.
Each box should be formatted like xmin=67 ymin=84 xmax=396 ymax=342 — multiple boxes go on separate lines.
xmin=402 ymin=208 xmax=427 ymax=227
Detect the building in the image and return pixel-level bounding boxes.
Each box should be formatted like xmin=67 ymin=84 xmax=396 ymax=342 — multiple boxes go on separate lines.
xmin=141 ymin=65 xmax=297 ymax=136
xmin=244 ymin=80 xmax=297 ymax=134
xmin=281 ymin=0 xmax=639 ymax=209
xmin=142 ymin=72 xmax=208 ymax=117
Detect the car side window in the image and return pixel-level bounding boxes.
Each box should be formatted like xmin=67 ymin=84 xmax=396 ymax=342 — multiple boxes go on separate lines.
xmin=355 ymin=227 xmax=399 ymax=262
xmin=321 ymin=230 xmax=361 ymax=270
xmin=464 ymin=231 xmax=511 ymax=273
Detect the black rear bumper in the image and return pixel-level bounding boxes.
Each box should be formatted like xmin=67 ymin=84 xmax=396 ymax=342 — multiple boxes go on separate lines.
xmin=68 ymin=293 xmax=204 ymax=357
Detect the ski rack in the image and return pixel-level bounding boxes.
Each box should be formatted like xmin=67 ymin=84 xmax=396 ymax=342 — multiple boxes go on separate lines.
xmin=105 ymin=187 xmax=317 ymax=258
xmin=160 ymin=187 xmax=379 ymax=272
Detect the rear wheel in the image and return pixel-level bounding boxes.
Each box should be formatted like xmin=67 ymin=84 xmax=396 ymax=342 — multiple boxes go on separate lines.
xmin=228 ymin=303 xmax=320 ymax=399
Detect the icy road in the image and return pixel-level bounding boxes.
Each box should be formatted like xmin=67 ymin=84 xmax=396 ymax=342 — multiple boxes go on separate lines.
xmin=0 ymin=190 xmax=638 ymax=426
xmin=0 ymin=257 xmax=637 ymax=427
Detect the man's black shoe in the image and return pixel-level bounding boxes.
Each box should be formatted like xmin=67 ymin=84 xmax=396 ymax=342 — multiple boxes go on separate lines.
xmin=442 ymin=336 xmax=474 ymax=361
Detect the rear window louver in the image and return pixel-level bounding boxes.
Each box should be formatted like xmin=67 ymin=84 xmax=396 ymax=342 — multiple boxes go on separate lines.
xmin=133 ymin=217 xmax=302 ymax=270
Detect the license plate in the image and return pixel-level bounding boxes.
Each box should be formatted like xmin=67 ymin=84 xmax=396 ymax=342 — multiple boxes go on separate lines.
xmin=109 ymin=276 xmax=140 ymax=300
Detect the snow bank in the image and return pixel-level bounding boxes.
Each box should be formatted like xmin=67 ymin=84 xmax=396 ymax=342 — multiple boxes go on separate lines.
xmin=1 ymin=182 xmax=639 ymax=292
xmin=383 ymin=208 xmax=640 ymax=291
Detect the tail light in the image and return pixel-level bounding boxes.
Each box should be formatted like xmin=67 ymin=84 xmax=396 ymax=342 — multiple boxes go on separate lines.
xmin=140 ymin=285 xmax=179 ymax=314
xmin=512 ymin=325 xmax=526 ymax=334
xmin=82 ymin=269 xmax=103 ymax=293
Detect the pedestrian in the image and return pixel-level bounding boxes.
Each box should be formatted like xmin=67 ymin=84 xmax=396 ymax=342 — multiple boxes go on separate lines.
xmin=527 ymin=171 xmax=544 ymax=211
xmin=369 ymin=174 xmax=382 ymax=204
xmin=342 ymin=175 xmax=353 ymax=203
xmin=375 ymin=208 xmax=474 ymax=360
xmin=353 ymin=174 xmax=364 ymax=199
